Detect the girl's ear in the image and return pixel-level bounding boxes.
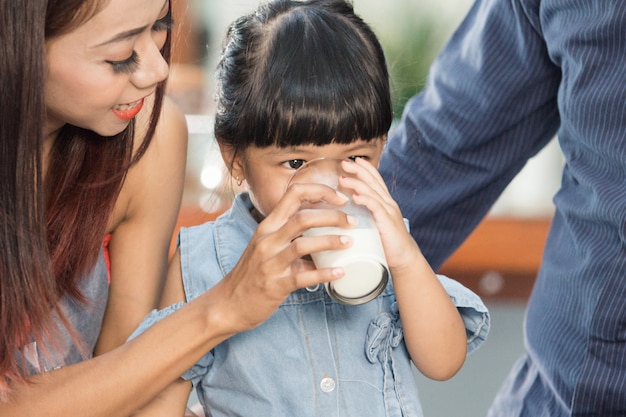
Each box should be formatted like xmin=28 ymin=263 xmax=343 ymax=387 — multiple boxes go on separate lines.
xmin=216 ymin=138 xmax=245 ymax=183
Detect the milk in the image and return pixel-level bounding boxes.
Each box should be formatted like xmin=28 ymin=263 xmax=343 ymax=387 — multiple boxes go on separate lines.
xmin=286 ymin=157 xmax=389 ymax=304
xmin=304 ymin=227 xmax=389 ymax=303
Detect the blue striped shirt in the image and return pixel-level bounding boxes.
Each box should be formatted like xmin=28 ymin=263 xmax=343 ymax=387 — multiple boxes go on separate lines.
xmin=380 ymin=0 xmax=626 ymax=415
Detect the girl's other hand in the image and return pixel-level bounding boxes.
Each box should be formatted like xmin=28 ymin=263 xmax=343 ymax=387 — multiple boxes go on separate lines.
xmin=338 ymin=158 xmax=422 ymax=272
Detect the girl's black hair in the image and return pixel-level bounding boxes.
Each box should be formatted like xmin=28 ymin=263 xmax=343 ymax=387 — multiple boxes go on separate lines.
xmin=215 ymin=0 xmax=392 ymax=155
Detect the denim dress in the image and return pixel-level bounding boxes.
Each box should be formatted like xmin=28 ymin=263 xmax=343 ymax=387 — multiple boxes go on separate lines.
xmin=19 ymin=249 xmax=109 ymax=375
xmin=137 ymin=193 xmax=489 ymax=417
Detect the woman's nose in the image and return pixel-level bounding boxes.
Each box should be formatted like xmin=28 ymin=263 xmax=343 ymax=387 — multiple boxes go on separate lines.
xmin=131 ymin=41 xmax=169 ymax=89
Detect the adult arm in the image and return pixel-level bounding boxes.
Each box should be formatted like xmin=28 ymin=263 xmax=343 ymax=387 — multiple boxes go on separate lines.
xmin=380 ymin=0 xmax=561 ymax=268
xmin=0 ymin=182 xmax=353 ymax=417
xmin=95 ymin=96 xmax=188 ymax=355
xmin=129 ymin=250 xmax=194 ymax=417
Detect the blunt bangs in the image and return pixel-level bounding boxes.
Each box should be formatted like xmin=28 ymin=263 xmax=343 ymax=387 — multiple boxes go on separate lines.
xmin=215 ymin=1 xmax=392 ymax=150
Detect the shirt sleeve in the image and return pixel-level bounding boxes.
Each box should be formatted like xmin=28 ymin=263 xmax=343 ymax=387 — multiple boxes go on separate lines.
xmin=380 ymin=0 xmax=561 ymax=269
xmin=127 ymin=303 xmax=214 ymax=385
xmin=436 ymin=274 xmax=490 ymax=354
xmin=128 ymin=303 xmax=185 ymax=341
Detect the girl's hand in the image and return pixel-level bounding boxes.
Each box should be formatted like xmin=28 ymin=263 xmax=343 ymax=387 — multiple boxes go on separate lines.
xmin=340 ymin=158 xmax=467 ymax=381
xmin=338 ymin=158 xmax=421 ymax=273
xmin=211 ymin=183 xmax=354 ymax=333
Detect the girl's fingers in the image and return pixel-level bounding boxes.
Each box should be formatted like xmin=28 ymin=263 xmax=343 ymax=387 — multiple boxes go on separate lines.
xmin=340 ymin=159 xmax=392 ymax=203
xmin=339 ymin=160 xmax=397 ymax=218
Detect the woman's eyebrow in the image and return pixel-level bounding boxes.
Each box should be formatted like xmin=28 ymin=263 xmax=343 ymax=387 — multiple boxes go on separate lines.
xmin=94 ymin=26 xmax=147 ymax=47
xmin=94 ymin=0 xmax=169 ymax=47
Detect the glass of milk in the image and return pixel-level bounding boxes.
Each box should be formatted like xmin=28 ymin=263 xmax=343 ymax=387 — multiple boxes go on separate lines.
xmin=287 ymin=157 xmax=389 ymax=305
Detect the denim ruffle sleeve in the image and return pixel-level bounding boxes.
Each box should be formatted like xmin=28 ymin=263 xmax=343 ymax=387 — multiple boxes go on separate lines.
xmin=437 ymin=274 xmax=490 ymax=353
xmin=128 ymin=302 xmax=184 ymax=340
xmin=365 ymin=302 xmax=404 ymax=364
xmin=127 ymin=302 xmax=214 ymax=385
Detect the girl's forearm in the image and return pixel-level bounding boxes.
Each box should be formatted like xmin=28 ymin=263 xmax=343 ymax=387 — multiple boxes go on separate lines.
xmin=392 ymin=253 xmax=467 ymax=381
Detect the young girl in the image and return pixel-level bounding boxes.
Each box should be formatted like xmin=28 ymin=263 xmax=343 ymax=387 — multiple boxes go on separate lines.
xmin=134 ymin=0 xmax=489 ymax=415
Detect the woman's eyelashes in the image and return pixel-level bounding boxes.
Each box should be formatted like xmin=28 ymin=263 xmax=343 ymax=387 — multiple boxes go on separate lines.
xmin=107 ymin=51 xmax=140 ymax=74
xmin=106 ymin=11 xmax=172 ymax=75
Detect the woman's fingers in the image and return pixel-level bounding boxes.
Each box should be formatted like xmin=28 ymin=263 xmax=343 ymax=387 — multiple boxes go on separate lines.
xmin=218 ymin=186 xmax=354 ymax=331
xmin=261 ymin=183 xmax=349 ymax=234
xmin=252 ymin=208 xmax=352 ymax=289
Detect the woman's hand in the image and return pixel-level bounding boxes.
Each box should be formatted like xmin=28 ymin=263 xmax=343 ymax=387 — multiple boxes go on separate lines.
xmin=207 ymin=183 xmax=354 ymax=334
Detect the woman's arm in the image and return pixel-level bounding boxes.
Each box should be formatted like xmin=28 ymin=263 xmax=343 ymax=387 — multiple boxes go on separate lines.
xmin=130 ymin=250 xmax=193 ymax=417
xmin=129 ymin=378 xmax=192 ymax=417
xmin=96 ymin=96 xmax=188 ymax=355
xmin=0 ymin=181 xmax=352 ymax=417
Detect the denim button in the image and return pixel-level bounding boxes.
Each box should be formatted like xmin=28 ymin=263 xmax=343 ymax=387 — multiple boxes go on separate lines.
xmin=306 ymin=284 xmax=320 ymax=292
xmin=320 ymin=376 xmax=335 ymax=392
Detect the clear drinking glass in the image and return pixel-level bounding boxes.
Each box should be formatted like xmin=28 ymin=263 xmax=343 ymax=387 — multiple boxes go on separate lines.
xmin=287 ymin=157 xmax=389 ymax=305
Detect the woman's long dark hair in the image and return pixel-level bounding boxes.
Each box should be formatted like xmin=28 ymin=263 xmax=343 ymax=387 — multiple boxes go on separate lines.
xmin=0 ymin=0 xmax=171 ymax=394
xmin=214 ymin=0 xmax=392 ymax=156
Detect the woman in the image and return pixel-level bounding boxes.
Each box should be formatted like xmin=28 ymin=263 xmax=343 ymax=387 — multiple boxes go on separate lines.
xmin=0 ymin=0 xmax=353 ymax=415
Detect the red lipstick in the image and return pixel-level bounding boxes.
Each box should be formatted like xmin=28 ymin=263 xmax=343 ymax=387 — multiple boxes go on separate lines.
xmin=112 ymin=98 xmax=144 ymax=121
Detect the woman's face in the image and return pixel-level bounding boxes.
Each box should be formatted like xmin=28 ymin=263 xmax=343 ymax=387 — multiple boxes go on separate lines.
xmin=45 ymin=0 xmax=171 ymax=137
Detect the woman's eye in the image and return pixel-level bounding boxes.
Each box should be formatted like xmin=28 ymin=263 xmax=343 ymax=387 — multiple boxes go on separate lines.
xmin=283 ymin=160 xmax=306 ymax=169
xmin=107 ymin=51 xmax=140 ymax=74
xmin=153 ymin=11 xmax=174 ymax=32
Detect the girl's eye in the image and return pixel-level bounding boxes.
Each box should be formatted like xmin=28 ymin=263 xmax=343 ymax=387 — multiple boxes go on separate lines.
xmin=107 ymin=51 xmax=140 ymax=74
xmin=347 ymin=155 xmax=367 ymax=161
xmin=283 ymin=160 xmax=306 ymax=170
xmin=153 ymin=10 xmax=174 ymax=32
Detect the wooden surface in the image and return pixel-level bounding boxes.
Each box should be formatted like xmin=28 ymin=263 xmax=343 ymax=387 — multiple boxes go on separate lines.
xmin=169 ymin=206 xmax=220 ymax=255
xmin=438 ymin=217 xmax=551 ymax=300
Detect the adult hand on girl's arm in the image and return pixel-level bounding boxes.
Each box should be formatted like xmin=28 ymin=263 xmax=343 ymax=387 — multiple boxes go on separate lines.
xmin=0 ymin=184 xmax=354 ymax=417
xmin=197 ymin=182 xmax=353 ymax=336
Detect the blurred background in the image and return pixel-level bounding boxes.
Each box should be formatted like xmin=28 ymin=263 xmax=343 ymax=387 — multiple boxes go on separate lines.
xmin=167 ymin=1 xmax=564 ymax=416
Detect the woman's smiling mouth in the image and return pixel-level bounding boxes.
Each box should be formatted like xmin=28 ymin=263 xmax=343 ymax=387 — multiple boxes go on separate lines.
xmin=112 ymin=98 xmax=144 ymax=121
